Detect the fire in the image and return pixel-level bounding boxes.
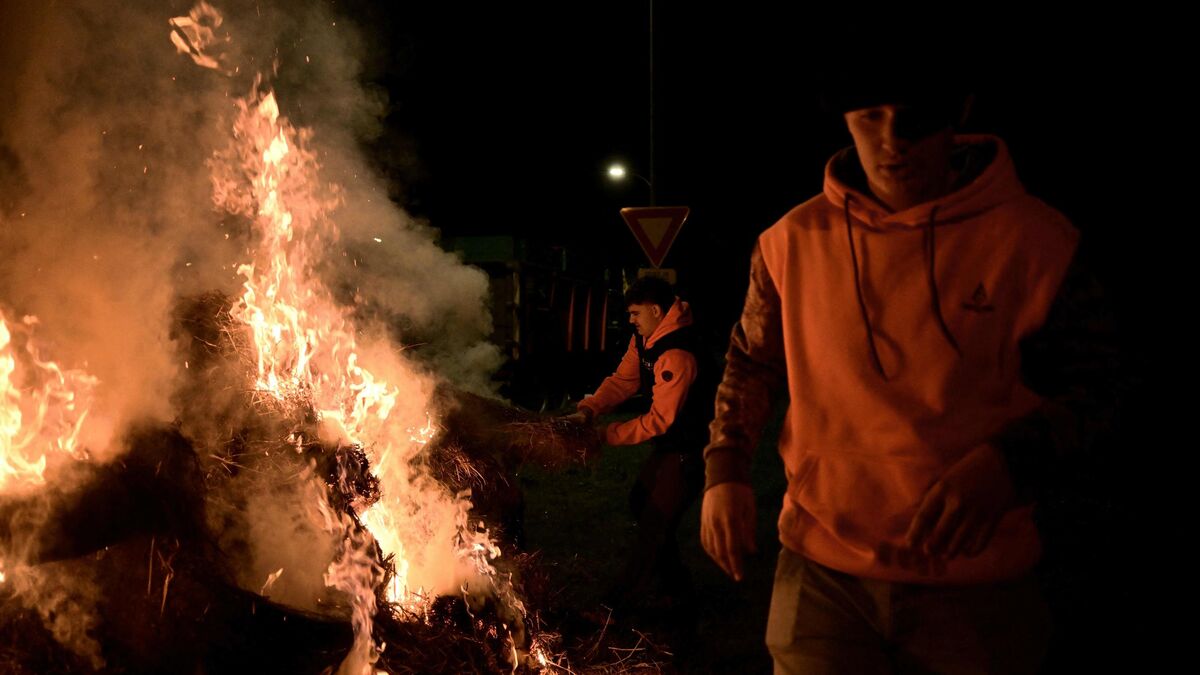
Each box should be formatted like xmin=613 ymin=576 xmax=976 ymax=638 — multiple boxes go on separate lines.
xmin=1 ymin=0 xmax=550 ymax=670
xmin=192 ymin=15 xmax=529 ymax=671
xmin=212 ymin=81 xmax=422 ymax=670
xmin=0 ymin=312 xmax=98 ymax=490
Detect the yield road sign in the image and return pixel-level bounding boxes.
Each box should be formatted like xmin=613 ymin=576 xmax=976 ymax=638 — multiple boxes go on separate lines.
xmin=619 ymin=206 xmax=689 ymax=268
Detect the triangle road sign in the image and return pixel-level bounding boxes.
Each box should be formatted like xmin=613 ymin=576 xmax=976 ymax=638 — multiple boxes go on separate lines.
xmin=619 ymin=206 xmax=690 ymax=268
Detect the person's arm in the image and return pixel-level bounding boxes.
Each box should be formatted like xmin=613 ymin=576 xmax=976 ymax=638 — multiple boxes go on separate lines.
xmin=601 ymin=349 xmax=697 ymax=445
xmin=904 ymin=252 xmax=1120 ymax=562
xmin=992 ymin=253 xmax=1119 ymax=500
xmin=576 ymin=335 xmax=642 ymax=422
xmin=704 ymin=243 xmax=789 ymax=488
xmin=701 ymin=243 xmax=789 ymax=580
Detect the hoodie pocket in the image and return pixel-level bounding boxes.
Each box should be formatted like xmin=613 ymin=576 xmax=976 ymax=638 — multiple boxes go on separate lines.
xmin=786 ymin=451 xmax=942 ymax=546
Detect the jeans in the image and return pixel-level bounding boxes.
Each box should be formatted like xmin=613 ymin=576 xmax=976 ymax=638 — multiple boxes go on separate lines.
xmin=766 ymin=547 xmax=1051 ymax=674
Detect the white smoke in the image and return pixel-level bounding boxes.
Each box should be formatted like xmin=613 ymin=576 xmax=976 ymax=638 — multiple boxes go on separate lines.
xmin=0 ymin=0 xmax=499 ymax=456
xmin=1 ymin=0 xmax=505 ymax=667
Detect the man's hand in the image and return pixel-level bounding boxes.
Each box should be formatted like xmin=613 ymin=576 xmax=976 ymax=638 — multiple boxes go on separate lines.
xmin=592 ymin=422 xmax=609 ymax=446
xmin=902 ymin=443 xmax=1017 ymax=562
xmin=562 ymin=408 xmax=594 ymax=426
xmin=701 ymin=482 xmax=757 ymax=581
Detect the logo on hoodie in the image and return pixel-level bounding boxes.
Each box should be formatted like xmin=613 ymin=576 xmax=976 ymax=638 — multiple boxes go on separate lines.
xmin=962 ymin=283 xmax=995 ymax=313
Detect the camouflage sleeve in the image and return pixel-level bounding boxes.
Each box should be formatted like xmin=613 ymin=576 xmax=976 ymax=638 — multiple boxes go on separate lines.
xmin=704 ymin=242 xmax=789 ymax=490
xmin=992 ymin=251 xmax=1121 ymax=501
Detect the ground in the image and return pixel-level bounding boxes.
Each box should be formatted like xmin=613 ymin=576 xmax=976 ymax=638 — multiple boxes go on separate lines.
xmin=518 ymin=409 xmax=786 ymax=674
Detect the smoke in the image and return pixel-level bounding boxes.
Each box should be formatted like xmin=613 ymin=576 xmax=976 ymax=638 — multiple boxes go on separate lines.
xmin=0 ymin=0 xmax=241 ymax=452
xmin=266 ymin=4 xmax=501 ymax=392
xmin=1 ymin=0 xmax=506 ymax=665
xmin=7 ymin=562 xmax=105 ymax=670
xmin=0 ymin=0 xmax=500 ymax=455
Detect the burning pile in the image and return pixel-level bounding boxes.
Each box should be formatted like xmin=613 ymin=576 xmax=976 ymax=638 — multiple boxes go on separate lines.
xmin=0 ymin=2 xmax=597 ymax=672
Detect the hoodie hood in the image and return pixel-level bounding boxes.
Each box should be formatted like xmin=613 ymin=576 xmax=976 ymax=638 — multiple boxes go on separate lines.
xmin=645 ymin=298 xmax=692 ymax=349
xmin=822 ymin=135 xmax=1029 ymax=377
xmin=823 ymin=135 xmax=1026 ymax=228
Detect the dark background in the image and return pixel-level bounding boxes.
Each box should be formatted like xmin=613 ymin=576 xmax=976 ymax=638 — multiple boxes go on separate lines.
xmin=341 ymin=4 xmax=1159 ymax=671
xmin=351 ymin=5 xmax=1160 ymax=332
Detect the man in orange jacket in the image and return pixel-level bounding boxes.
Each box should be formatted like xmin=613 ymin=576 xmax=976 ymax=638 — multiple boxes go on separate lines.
xmin=570 ymin=275 xmax=716 ymax=618
xmin=700 ymin=73 xmax=1116 ymax=672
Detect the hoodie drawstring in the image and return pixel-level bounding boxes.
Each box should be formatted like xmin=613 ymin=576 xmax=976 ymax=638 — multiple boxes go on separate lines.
xmin=844 ymin=197 xmax=961 ymax=380
xmin=924 ymin=205 xmax=962 ymax=356
xmin=844 ymin=195 xmax=888 ymax=379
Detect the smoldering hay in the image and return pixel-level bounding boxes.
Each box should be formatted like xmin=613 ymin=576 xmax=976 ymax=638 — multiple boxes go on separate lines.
xmin=0 ymin=0 xmax=562 ymax=672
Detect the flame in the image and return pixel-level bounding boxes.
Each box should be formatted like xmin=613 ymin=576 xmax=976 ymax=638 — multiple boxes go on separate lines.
xmin=173 ymin=3 xmax=540 ymax=670
xmin=1 ymin=312 xmax=98 ymax=491
xmin=260 ymin=567 xmax=285 ymax=596
xmin=208 ymin=70 xmax=523 ymax=674
xmin=214 ymin=83 xmax=398 ymax=672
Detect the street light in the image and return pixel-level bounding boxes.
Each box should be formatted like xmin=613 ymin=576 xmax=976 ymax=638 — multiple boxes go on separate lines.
xmin=606 ymin=162 xmax=655 ymax=205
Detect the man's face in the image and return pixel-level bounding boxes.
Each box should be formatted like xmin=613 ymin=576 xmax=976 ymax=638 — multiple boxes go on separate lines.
xmin=627 ymin=302 xmax=664 ymax=338
xmin=844 ymin=104 xmax=956 ymax=212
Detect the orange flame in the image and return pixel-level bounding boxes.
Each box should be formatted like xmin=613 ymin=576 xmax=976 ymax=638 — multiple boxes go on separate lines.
xmin=178 ymin=2 xmax=538 ymax=669
xmin=1 ymin=312 xmax=98 ymax=491
xmin=212 ymin=78 xmax=527 ymax=672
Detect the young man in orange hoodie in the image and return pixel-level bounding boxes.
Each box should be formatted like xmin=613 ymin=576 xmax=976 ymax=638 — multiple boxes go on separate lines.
xmin=571 ymin=276 xmax=716 ymax=619
xmin=700 ymin=78 xmax=1116 ymax=672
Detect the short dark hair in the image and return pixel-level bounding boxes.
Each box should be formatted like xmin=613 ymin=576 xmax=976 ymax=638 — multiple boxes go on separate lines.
xmin=624 ymin=276 xmax=674 ymax=314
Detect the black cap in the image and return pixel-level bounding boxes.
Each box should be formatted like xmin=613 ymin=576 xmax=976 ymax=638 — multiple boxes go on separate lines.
xmin=816 ymin=50 xmax=975 ymax=133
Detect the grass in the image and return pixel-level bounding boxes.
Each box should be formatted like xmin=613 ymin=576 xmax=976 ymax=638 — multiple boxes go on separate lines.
xmin=517 ymin=409 xmax=787 ymax=674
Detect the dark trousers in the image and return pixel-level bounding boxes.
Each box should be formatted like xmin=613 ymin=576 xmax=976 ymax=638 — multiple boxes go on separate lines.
xmin=609 ymin=449 xmax=705 ymax=608
xmin=767 ymin=547 xmax=1052 ymax=674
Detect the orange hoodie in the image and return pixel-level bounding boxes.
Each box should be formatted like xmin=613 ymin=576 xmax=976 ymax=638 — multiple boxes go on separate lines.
xmin=706 ymin=136 xmax=1079 ymax=583
xmin=579 ymin=299 xmax=698 ymax=446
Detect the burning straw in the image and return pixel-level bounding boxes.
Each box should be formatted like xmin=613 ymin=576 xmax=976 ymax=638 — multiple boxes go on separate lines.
xmin=0 ymin=1 xmax=617 ymax=672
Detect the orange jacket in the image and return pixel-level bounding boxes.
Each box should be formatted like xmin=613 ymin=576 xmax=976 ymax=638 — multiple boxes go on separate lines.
xmin=579 ymin=299 xmax=698 ymax=446
xmin=706 ymin=136 xmax=1080 ymax=583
